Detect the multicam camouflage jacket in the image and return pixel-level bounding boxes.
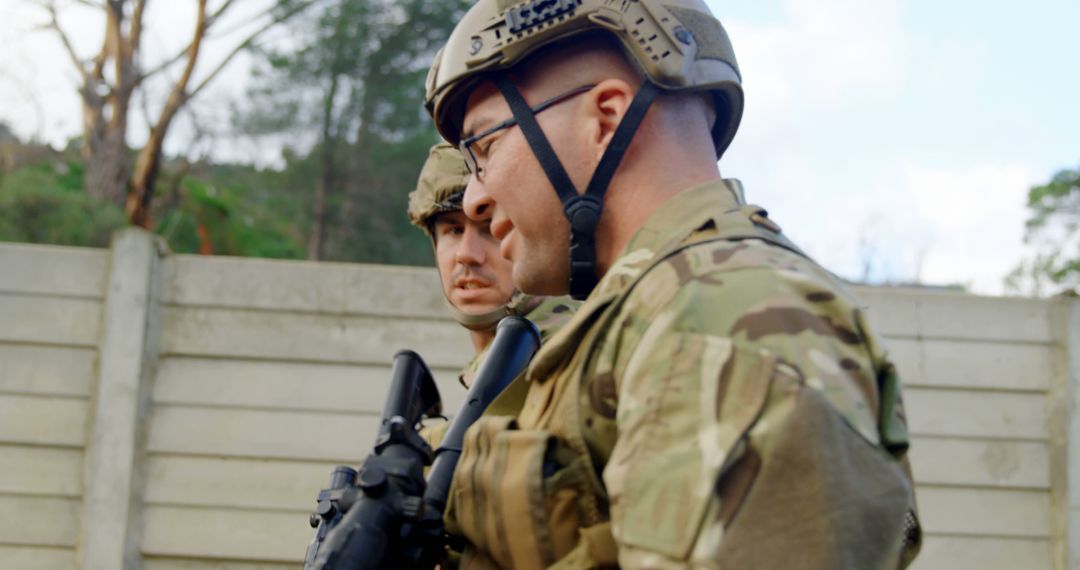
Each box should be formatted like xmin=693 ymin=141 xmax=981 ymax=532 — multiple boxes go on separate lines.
xmin=443 ymin=179 xmax=921 ymax=569
xmin=421 ymin=296 xmax=579 ymax=451
xmin=458 ymin=296 xmax=580 ymax=392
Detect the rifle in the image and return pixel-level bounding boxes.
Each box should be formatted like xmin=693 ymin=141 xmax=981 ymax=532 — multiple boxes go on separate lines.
xmin=304 ymin=315 xmax=541 ymax=569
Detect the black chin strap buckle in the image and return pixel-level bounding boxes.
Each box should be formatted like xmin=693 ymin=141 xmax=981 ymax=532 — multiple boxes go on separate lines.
xmin=565 ymin=196 xmax=602 ymax=300
xmin=491 ymin=74 xmax=660 ymax=301
xmin=565 ymin=195 xmax=602 ymax=235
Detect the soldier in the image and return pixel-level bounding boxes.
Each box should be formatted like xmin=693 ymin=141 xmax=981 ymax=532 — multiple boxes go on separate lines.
xmin=424 ymin=1 xmax=921 ymax=568
xmin=407 ymin=142 xmax=577 ymax=402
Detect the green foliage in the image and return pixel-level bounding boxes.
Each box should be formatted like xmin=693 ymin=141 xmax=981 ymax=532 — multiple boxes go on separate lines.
xmin=1 ymin=0 xmax=467 ymax=268
xmin=1006 ymin=166 xmax=1080 ymax=296
xmin=0 ymin=160 xmax=126 ymax=247
xmin=236 ymin=0 xmax=468 ymax=266
xmin=0 ymin=121 xmax=17 ymax=143
xmin=0 ymin=145 xmax=307 ymax=260
xmin=155 ymin=163 xmax=307 ymax=259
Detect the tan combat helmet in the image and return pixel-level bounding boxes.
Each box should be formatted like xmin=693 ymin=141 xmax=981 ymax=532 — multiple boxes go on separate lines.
xmin=424 ymin=0 xmax=743 ymax=156
xmin=408 ymin=142 xmax=471 ymax=237
xmin=423 ymin=0 xmax=743 ymax=300
xmin=408 ymin=142 xmax=542 ymax=331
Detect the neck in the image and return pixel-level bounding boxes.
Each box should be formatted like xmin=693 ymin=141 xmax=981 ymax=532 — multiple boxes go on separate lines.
xmin=592 ymin=99 xmax=721 ymax=276
xmin=595 ymin=168 xmax=720 ymax=276
xmin=469 ymin=329 xmax=495 ymax=354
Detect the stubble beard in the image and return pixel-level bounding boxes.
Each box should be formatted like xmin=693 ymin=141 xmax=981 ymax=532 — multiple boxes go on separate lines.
xmin=512 ymin=233 xmax=571 ymax=296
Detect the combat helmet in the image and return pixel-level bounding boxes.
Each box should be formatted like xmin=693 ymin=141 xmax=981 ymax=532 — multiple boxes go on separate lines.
xmin=408 ymin=142 xmax=543 ymax=331
xmin=408 ymin=142 xmax=472 ymax=237
xmin=424 ymin=0 xmax=743 ymax=299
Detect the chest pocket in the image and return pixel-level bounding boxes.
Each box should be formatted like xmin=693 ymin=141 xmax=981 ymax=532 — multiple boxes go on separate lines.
xmin=445 ymin=416 xmax=595 ymax=570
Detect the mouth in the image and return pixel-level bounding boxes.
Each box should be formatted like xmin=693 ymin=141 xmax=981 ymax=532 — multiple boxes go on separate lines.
xmin=489 ymin=215 xmax=516 ymax=261
xmin=498 ymin=231 xmax=514 ymax=262
xmin=490 ymin=216 xmax=513 ymax=242
xmin=455 ymin=278 xmax=494 ymax=291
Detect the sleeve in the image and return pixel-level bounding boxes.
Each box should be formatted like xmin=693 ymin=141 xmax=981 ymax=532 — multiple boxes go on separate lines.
xmin=604 ymin=272 xmax=917 ymax=569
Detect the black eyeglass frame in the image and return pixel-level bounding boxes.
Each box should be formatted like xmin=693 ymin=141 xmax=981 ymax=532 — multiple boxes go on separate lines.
xmin=458 ymin=83 xmax=597 ymax=179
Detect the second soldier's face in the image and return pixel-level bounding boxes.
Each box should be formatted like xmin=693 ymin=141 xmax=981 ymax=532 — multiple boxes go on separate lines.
xmin=460 ymin=81 xmax=580 ymax=296
xmin=432 ymin=210 xmax=516 ymax=315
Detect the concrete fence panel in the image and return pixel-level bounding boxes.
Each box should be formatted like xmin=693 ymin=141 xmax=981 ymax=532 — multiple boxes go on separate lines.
xmin=0 ymin=243 xmax=108 ymax=569
xmin=1 ymin=230 xmax=1076 ymax=570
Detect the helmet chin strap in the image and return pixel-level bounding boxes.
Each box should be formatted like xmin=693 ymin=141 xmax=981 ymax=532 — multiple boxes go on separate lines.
xmin=446 ymin=301 xmax=507 ymax=332
xmin=492 ymin=75 xmax=660 ymax=300
xmin=445 ymin=290 xmax=545 ymax=332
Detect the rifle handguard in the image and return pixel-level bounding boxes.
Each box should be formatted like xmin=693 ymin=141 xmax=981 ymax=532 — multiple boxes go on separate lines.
xmin=304 ymin=316 xmax=540 ymax=569
xmin=424 ymin=316 xmax=540 ymax=511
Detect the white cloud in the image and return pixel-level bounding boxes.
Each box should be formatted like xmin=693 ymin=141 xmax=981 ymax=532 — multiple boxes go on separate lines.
xmin=722 ymin=0 xmax=911 ymax=140
xmin=709 ymin=0 xmax=1044 ymax=296
xmin=737 ymin=154 xmax=1040 ymax=295
xmin=900 ymin=161 xmax=1041 ymax=293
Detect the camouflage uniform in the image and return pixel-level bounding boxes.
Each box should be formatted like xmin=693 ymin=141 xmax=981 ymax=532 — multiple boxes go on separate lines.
xmin=458 ymin=296 xmax=579 ymax=390
xmin=443 ymin=180 xmax=920 ymax=569
xmin=423 ymin=294 xmax=578 ymax=461
xmin=424 ymin=2 xmax=920 ymax=567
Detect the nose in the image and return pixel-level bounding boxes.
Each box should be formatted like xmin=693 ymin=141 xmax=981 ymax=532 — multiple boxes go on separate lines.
xmin=463 ymin=175 xmax=494 ymax=222
xmin=454 ymin=223 xmax=486 ymax=265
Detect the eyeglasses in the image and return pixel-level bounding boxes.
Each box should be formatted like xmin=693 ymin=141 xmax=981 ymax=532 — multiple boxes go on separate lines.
xmin=458 ymin=84 xmax=596 ymax=180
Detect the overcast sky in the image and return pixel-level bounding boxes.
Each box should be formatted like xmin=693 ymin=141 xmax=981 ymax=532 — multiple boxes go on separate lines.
xmin=2 ymin=0 xmax=1078 ymax=295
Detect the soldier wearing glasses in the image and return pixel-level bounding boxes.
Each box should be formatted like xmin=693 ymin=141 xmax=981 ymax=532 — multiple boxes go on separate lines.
xmin=424 ymin=1 xmax=921 ymax=567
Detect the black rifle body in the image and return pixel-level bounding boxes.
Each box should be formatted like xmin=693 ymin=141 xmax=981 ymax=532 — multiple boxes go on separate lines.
xmin=305 ymin=316 xmax=540 ymax=569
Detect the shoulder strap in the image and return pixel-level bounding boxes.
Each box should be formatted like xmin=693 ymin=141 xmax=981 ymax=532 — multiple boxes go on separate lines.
xmin=689 ymin=203 xmax=810 ymax=260
xmin=608 ymin=204 xmax=812 ymax=319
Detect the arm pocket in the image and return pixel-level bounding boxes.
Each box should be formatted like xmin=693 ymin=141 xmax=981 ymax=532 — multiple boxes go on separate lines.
xmin=445 ymin=416 xmax=589 ymax=570
xmin=610 ymin=336 xmax=777 ymax=561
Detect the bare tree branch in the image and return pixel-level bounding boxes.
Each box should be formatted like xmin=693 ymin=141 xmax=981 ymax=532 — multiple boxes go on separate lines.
xmin=207 ymin=1 xmax=276 ymax=39
xmin=127 ymin=0 xmax=148 ymax=62
xmin=137 ymin=0 xmax=240 ymax=82
xmin=104 ymin=0 xmax=129 ymax=102
xmin=138 ymin=83 xmax=155 ymax=130
xmin=206 ymin=0 xmax=240 ymax=27
xmin=188 ymin=0 xmax=320 ymax=99
xmin=90 ymin=35 xmax=109 ymax=80
xmin=40 ymin=0 xmax=91 ymax=82
xmin=186 ymin=38 xmax=253 ymax=100
xmin=174 ymin=0 xmax=210 ymax=100
xmin=125 ymin=0 xmax=210 ymax=226
xmin=138 ymin=44 xmax=189 ymax=81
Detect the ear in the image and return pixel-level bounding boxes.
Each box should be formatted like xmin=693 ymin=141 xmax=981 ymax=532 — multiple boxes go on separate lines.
xmin=583 ymin=79 xmax=636 ymax=159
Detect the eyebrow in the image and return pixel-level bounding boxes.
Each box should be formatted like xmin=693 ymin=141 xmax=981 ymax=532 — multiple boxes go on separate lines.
xmin=461 ymin=84 xmax=598 ymax=141
xmin=434 ymin=210 xmax=468 ymax=223
xmin=461 ymin=114 xmax=499 ymax=141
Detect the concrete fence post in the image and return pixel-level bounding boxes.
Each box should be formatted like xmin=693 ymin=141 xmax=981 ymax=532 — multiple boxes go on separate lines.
xmin=1050 ymin=296 xmax=1080 ymax=570
xmin=78 ymin=228 xmax=165 ymax=570
xmin=1066 ymin=298 xmax=1080 ymax=570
